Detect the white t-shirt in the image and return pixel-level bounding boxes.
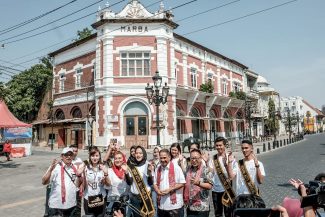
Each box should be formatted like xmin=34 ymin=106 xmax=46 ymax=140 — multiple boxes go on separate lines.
xmin=154 ymin=162 xmax=186 ymax=210
xmin=209 ymin=155 xmax=238 ymax=192
xmin=234 ymin=159 xmax=266 ymax=195
xmin=105 ymin=168 xmax=130 ymax=197
xmin=129 ymin=162 xmax=151 ymax=194
xmin=49 ymin=163 xmax=78 ymax=209
xmin=83 ymin=166 xmax=107 ymax=200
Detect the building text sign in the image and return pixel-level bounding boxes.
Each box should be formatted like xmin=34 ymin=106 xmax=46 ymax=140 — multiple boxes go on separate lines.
xmin=121 ymin=25 xmax=148 ymax=32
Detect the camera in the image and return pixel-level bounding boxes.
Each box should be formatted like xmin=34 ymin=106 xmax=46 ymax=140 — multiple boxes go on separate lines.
xmin=233 ymin=208 xmax=280 ymax=217
xmin=301 ymin=181 xmax=325 ymax=208
xmin=105 ymin=195 xmax=129 ymax=217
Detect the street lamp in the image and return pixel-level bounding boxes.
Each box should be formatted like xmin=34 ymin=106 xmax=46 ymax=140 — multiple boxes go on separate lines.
xmin=145 ymin=71 xmax=169 ymax=147
xmin=244 ymin=98 xmax=253 ymax=140
xmin=296 ymin=111 xmax=300 ymax=135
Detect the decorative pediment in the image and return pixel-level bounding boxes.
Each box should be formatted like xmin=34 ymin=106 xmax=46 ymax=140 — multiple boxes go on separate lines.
xmin=117 ymin=0 xmax=154 ymax=19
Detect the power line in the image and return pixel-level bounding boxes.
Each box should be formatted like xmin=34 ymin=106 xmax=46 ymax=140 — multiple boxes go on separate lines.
xmin=0 ymin=58 xmax=26 ymax=70
xmin=0 ymin=0 xmax=104 ymax=43
xmin=7 ymin=0 xmax=161 ymax=62
xmin=0 ymin=0 xmax=78 ymax=36
xmin=2 ymin=0 xmax=191 ymax=45
xmin=0 ymin=65 xmax=22 ymax=73
xmin=182 ymin=0 xmax=299 ymax=36
xmin=6 ymin=0 xmax=296 ymax=72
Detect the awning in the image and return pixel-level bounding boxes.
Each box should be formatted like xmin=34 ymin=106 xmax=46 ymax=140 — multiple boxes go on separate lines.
xmin=0 ymin=100 xmax=32 ymax=128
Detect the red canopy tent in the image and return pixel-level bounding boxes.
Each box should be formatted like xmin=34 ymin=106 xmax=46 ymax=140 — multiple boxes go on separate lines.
xmin=0 ymin=100 xmax=32 ymax=128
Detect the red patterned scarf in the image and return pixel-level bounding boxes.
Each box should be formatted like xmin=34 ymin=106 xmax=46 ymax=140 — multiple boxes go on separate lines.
xmin=60 ymin=163 xmax=77 ymax=204
xmin=156 ymin=161 xmax=177 ymax=205
xmin=112 ymin=154 xmax=127 ymax=179
xmin=183 ymin=164 xmax=203 ymax=206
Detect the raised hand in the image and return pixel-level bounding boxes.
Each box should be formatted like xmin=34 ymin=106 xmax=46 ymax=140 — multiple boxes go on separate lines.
xmin=288 ymin=178 xmax=304 ymax=189
xmin=77 ymin=163 xmax=85 ymax=176
xmin=121 ymin=163 xmax=128 ymax=172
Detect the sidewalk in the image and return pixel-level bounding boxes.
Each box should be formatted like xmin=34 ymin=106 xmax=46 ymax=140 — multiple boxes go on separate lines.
xmin=31 ymin=135 xmax=304 ymax=161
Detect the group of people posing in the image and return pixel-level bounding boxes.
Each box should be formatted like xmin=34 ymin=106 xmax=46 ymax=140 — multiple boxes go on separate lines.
xmin=44 ymin=136 xmax=320 ymax=217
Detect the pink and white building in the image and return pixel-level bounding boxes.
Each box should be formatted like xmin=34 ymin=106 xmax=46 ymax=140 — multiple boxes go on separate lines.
xmin=41 ymin=0 xmax=249 ymax=149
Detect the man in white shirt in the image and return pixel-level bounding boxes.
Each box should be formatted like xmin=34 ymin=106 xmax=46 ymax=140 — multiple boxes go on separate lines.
xmin=234 ymin=140 xmax=266 ymax=196
xmin=70 ymin=144 xmax=83 ymax=217
xmin=209 ymin=137 xmax=237 ymax=217
xmin=42 ymin=147 xmax=81 ymax=217
xmin=153 ymin=149 xmax=186 ymax=217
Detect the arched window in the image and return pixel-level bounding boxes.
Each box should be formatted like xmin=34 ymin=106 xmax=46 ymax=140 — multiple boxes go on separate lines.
xmin=190 ymin=107 xmax=201 ymax=117
xmin=55 ymin=109 xmax=65 ymax=120
xmin=176 ymin=106 xmax=185 ymax=117
xmin=71 ymin=107 xmax=82 ymax=118
xmin=90 ymin=105 xmax=96 ymax=117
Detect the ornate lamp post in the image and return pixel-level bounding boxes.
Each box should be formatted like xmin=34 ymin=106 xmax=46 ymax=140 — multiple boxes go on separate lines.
xmin=296 ymin=111 xmax=300 ymax=135
xmin=145 ymin=71 xmax=169 ymax=147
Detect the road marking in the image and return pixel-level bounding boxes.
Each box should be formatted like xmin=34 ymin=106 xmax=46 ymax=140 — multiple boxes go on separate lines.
xmin=0 ymin=196 xmax=45 ymax=209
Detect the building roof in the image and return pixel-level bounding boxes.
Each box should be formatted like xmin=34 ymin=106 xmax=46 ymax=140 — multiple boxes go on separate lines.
xmin=48 ymin=33 xmax=97 ymax=57
xmin=302 ymin=99 xmax=325 ymax=117
xmin=257 ymin=75 xmax=269 ymax=84
xmin=173 ymin=33 xmax=248 ymax=69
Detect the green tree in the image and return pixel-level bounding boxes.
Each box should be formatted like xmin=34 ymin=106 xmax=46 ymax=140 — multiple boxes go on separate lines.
xmin=265 ymin=99 xmax=279 ymax=140
xmin=229 ymin=90 xmax=246 ymax=100
xmin=74 ymin=27 xmax=93 ymax=41
xmin=0 ymin=82 xmax=9 ymax=100
xmin=199 ymin=80 xmax=214 ymax=93
xmin=4 ymin=57 xmax=53 ymax=122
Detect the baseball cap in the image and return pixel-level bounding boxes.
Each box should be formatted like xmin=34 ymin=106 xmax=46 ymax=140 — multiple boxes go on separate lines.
xmin=62 ymin=147 xmax=74 ymax=154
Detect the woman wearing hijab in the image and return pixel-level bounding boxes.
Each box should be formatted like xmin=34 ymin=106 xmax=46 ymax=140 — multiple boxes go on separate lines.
xmin=126 ymin=146 xmax=154 ymax=217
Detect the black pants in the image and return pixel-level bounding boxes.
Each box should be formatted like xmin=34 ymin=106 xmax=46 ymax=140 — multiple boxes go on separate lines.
xmin=157 ymin=207 xmax=183 ymax=217
xmin=186 ymin=209 xmax=209 ymax=217
xmin=48 ymin=206 xmax=76 ymax=217
xmin=212 ymin=191 xmax=231 ymax=217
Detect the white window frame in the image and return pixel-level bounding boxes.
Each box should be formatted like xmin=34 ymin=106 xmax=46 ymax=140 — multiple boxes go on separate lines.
xmin=190 ymin=67 xmax=197 ymax=88
xmin=233 ymin=82 xmax=241 ymax=92
xmin=59 ymin=74 xmax=66 ymax=93
xmin=75 ymin=68 xmax=83 ymax=88
xmin=207 ymin=72 xmax=213 ymax=83
xmin=120 ymin=51 xmax=151 ymax=77
xmin=222 ymin=78 xmax=227 ymax=95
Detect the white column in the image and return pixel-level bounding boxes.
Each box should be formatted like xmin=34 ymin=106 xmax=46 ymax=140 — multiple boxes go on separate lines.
xmin=156 ymin=36 xmax=168 ymax=79
xmin=102 ymin=37 xmax=114 ymax=87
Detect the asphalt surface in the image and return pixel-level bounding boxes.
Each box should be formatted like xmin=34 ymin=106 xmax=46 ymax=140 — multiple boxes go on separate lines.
xmin=0 ymin=133 xmax=324 ymax=217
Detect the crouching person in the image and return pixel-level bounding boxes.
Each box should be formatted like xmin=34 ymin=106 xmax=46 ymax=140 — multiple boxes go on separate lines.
xmin=42 ymin=147 xmax=81 ymax=217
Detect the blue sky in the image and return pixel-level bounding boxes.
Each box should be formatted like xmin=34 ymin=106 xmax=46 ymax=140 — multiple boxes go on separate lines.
xmin=0 ymin=0 xmax=324 ymax=108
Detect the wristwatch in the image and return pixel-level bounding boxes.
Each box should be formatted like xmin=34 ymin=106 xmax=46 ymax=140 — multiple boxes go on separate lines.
xmin=255 ymin=164 xmax=260 ymax=168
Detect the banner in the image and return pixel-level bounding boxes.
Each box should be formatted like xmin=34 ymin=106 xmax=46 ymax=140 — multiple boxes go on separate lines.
xmin=4 ymin=127 xmax=32 ymax=139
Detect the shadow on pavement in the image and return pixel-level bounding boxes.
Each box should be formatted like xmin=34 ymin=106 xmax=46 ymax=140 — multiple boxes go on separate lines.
xmin=0 ymin=161 xmax=21 ymax=169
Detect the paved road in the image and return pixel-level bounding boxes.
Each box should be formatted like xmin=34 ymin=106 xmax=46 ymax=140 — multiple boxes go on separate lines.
xmin=259 ymin=133 xmax=325 ymax=207
xmin=0 ymin=133 xmax=324 ymax=216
